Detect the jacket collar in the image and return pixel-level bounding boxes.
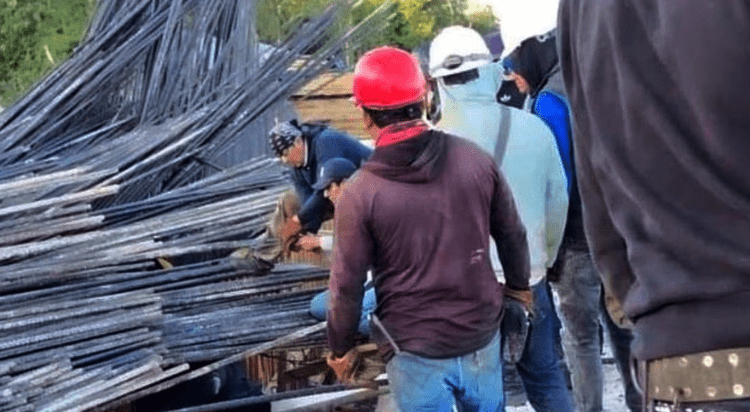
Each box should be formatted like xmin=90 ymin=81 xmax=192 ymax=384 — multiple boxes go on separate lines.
xmin=376 ymin=119 xmax=430 ymax=148
xmin=364 ymin=129 xmax=448 ymax=184
xmin=303 ymin=137 xmax=310 ymax=168
xmin=296 ymin=134 xmax=312 ymax=170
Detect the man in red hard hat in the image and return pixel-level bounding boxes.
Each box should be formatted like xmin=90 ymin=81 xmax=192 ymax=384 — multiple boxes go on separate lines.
xmin=325 ymin=46 xmax=532 ymax=411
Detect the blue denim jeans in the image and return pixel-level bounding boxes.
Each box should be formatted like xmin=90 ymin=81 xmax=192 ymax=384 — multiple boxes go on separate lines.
xmin=515 ymin=280 xmax=575 ymax=412
xmin=552 ymin=248 xmax=642 ymax=412
xmin=386 ymin=332 xmax=504 ymax=412
xmin=309 ymin=285 xmax=376 ymax=335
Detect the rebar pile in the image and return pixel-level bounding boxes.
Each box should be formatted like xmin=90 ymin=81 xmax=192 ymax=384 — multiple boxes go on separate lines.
xmin=160 ymin=264 xmax=329 ymax=363
xmin=0 ymin=0 xmax=394 ymax=409
xmin=0 ymin=147 xmax=336 ymax=411
xmin=0 ymin=291 xmax=189 ymax=412
xmin=0 ymin=261 xmax=330 ymax=411
xmin=0 ymin=0 xmax=390 ymax=202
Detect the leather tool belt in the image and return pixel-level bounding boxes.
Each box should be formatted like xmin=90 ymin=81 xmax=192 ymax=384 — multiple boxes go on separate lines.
xmin=647 ymin=348 xmax=750 ymax=403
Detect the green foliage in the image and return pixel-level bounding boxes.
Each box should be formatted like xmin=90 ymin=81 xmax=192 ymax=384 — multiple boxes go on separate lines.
xmin=467 ymin=5 xmax=498 ymax=35
xmin=0 ymin=0 xmax=488 ymax=107
xmin=256 ymin=0 xmax=332 ymax=44
xmin=348 ymin=0 xmax=471 ymax=50
xmin=430 ymin=0 xmax=469 ymax=34
xmin=257 ymin=0 xmax=473 ymax=52
xmin=0 ymin=0 xmax=95 ymax=106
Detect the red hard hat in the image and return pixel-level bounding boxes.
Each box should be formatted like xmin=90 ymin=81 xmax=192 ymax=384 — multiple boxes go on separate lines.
xmin=352 ymin=46 xmax=427 ymax=110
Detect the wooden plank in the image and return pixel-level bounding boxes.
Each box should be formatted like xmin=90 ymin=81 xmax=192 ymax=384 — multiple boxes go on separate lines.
xmin=294 ymin=98 xmax=368 ymax=140
xmin=293 ymin=73 xmax=354 ymax=97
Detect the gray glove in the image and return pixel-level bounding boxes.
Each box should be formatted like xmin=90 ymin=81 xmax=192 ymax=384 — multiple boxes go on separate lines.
xmin=500 ymin=297 xmax=532 ymax=363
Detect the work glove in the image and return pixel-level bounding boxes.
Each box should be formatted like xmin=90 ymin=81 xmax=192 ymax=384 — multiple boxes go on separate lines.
xmin=278 ymin=216 xmax=304 ymax=257
xmin=228 ymin=247 xmax=276 ymax=273
xmin=500 ymin=287 xmax=533 ymax=364
xmin=279 ymin=215 xmax=303 ymax=244
xmin=282 ymin=233 xmax=303 ymax=257
xmin=603 ymin=290 xmax=634 ymax=329
xmin=326 ymin=345 xmax=382 ymax=390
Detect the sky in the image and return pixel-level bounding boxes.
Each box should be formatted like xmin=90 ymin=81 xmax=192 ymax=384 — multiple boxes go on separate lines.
xmin=467 ymin=0 xmax=560 ymax=56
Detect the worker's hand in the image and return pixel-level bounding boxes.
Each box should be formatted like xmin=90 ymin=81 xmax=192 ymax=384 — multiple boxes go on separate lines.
xmin=504 ymin=287 xmax=533 ymax=313
xmin=327 ymin=350 xmax=359 ymax=384
xmin=326 ymin=346 xmax=380 ymax=390
xmin=500 ymin=288 xmax=533 ymax=364
xmin=604 ymin=290 xmax=634 ymax=329
xmin=279 ymin=215 xmax=303 ymax=244
xmin=297 ymin=235 xmax=322 ymax=251
xmin=280 ymin=235 xmax=300 ymax=259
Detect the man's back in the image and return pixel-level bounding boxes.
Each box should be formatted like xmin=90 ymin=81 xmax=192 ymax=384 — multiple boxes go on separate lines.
xmin=436 ymin=69 xmax=568 ymax=280
xmin=559 ymin=0 xmax=750 ymax=360
xmin=328 ymin=130 xmax=529 ymax=359
xmin=500 ymin=117 xmax=568 ymax=275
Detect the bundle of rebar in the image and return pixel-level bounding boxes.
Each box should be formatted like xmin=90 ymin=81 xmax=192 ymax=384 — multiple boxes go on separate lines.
xmin=0 ymin=261 xmax=330 ymax=411
xmin=0 ymin=0 xmax=395 ymax=409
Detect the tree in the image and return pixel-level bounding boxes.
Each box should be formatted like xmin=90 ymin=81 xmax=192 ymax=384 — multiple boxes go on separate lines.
xmin=0 ymin=0 xmax=476 ymax=107
xmin=467 ymin=5 xmax=498 ymax=35
xmin=257 ymin=0 xmax=472 ymax=52
xmin=373 ymin=0 xmax=470 ymax=50
xmin=256 ymin=0 xmax=332 ymax=44
xmin=431 ymin=0 xmax=469 ymax=32
xmin=0 ymin=0 xmax=96 ymax=106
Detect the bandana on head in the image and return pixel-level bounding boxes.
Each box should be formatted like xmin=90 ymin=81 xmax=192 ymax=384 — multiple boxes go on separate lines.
xmin=269 ymin=120 xmax=302 ymax=156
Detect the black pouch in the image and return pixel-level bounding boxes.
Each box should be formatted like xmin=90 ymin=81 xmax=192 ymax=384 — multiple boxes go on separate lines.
xmin=500 ymin=298 xmax=531 ymax=363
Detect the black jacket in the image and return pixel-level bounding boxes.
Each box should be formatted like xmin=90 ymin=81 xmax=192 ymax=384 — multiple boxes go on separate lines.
xmin=559 ymin=0 xmax=750 ymax=360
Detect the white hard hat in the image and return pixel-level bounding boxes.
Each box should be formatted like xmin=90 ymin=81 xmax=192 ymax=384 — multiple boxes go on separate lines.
xmin=429 ymin=26 xmax=493 ymax=78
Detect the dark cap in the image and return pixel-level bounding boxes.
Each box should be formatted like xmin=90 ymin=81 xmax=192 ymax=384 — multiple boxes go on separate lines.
xmin=268 ymin=120 xmax=302 ymax=156
xmin=312 ymin=158 xmax=358 ymax=190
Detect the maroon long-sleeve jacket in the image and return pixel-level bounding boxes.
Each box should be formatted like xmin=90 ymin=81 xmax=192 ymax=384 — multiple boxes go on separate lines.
xmin=327 ymin=129 xmax=530 ymax=359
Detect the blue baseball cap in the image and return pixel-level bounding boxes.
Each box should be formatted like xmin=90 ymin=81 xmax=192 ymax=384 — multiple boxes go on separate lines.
xmin=312 ymin=158 xmax=358 ymax=190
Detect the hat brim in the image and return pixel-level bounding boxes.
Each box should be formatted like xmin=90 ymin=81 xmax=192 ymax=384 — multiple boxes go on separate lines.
xmin=312 ymin=178 xmax=334 ymax=191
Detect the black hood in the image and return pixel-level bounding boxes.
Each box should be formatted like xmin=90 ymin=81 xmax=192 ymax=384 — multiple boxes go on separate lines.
xmin=363 ymin=130 xmax=448 ymax=184
xmin=507 ymin=29 xmax=559 ymax=96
